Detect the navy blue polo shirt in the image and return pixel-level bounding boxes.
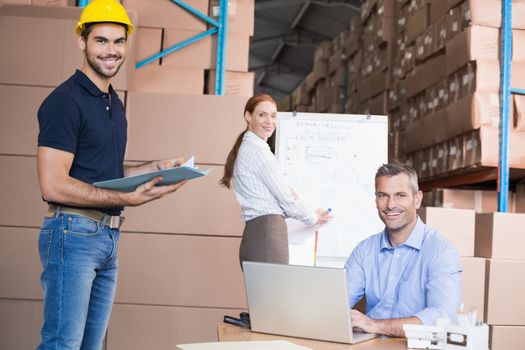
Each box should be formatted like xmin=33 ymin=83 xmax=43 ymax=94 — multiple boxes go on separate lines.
xmin=38 ymin=70 xmax=127 ymax=215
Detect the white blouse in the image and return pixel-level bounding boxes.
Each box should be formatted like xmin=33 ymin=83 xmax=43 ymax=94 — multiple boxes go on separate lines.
xmin=232 ymin=131 xmax=317 ymax=225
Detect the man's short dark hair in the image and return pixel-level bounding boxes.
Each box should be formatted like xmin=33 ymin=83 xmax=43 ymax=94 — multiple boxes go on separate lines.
xmin=375 ymin=162 xmax=419 ymax=194
xmin=80 ymin=22 xmax=129 ymax=41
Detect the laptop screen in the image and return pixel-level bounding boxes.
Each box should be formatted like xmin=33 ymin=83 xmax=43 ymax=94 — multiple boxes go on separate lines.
xmin=243 ymin=262 xmax=355 ymax=343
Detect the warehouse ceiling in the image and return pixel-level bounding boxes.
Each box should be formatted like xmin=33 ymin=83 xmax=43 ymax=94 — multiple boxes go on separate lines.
xmin=250 ymin=0 xmax=360 ymax=101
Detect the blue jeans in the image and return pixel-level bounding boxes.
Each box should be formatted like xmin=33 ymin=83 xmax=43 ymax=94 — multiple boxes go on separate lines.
xmin=37 ymin=213 xmax=120 ymax=350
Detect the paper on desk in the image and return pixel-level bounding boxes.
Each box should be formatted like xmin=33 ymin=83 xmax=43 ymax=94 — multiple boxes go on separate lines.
xmin=176 ymin=340 xmax=312 ymax=350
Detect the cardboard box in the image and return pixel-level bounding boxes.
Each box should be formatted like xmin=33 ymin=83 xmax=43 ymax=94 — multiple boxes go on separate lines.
xmin=111 ymin=166 xmax=245 ymax=236
xmin=3 ymin=0 xmax=31 ymax=4
xmin=370 ymin=14 xmax=396 ymax=45
xmin=305 ymin=59 xmax=328 ymax=92
xmin=464 ymin=127 xmax=525 ymax=168
xmin=210 ymin=33 xmax=250 ymax=71
xmin=447 ymin=135 xmax=465 ymax=172
xmin=434 ymin=141 xmax=448 ymax=174
xmin=418 ymin=207 xmax=476 ymax=257
xmin=328 ymin=49 xmax=345 ymax=75
xmin=406 ymin=4 xmax=428 ymax=43
xmin=314 ymin=41 xmax=332 ymax=62
xmin=405 ymin=53 xmax=446 ymax=98
xmin=0 ymin=156 xmax=49 ymax=228
xmin=404 ymin=117 xmax=425 ymax=153
xmin=515 ymin=94 xmax=525 ymax=131
xmin=208 ymin=0 xmax=254 ymax=36
xmin=360 ymin=0 xmax=378 ymax=23
xmin=446 ymin=92 xmax=501 ymax=138
xmin=513 ymin=29 xmax=525 ymax=61
xmin=277 ymin=95 xmax=292 ymax=112
xmin=0 ymin=4 xmax=132 ymax=90
xmin=32 ymin=0 xmax=75 ymax=5
xmin=369 ymin=91 xmax=388 ymax=115
xmin=490 ymin=326 xmax=525 ymax=350
xmin=115 ymin=233 xmax=246 ymax=307
xmin=129 ymin=65 xmax=204 ymax=94
xmin=125 ymin=93 xmax=247 ymax=164
xmin=475 ymin=212 xmax=525 ymax=260
xmin=484 ymin=259 xmax=525 ymax=325
xmin=206 ymin=70 xmax=254 ymax=96
xmin=461 ymin=257 xmax=486 ymax=320
xmin=0 ymin=84 xmax=53 ymax=156
xmin=423 ymin=109 xmax=448 ymax=148
xmin=516 ymin=184 xmax=525 ymax=213
xmin=133 ymin=27 xmax=163 ymax=64
xmin=445 ymin=26 xmax=499 ymax=76
xmin=388 ymin=130 xmax=406 ymax=162
xmin=427 ymin=188 xmax=514 ymax=213
xmin=430 ymin=0 xmax=447 ymax=24
xmin=461 ymin=0 xmax=525 ymax=29
xmin=162 ymin=28 xmax=213 ymax=68
xmin=123 ymin=0 xmax=208 ymax=30
xmin=358 ymin=68 xmax=389 ymax=102
xmin=291 ymin=84 xmax=311 ymax=106
xmin=0 ymin=227 xmax=42 ymax=300
xmin=419 ymin=147 xmax=431 ymax=179
xmin=0 ymin=300 xmax=43 ymax=350
xmin=343 ymin=33 xmax=361 ymax=58
xmin=107 ymin=304 xmax=245 ymax=350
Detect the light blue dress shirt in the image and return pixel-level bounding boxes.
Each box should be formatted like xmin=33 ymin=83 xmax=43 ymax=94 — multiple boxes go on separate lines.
xmin=344 ymin=217 xmax=462 ymax=325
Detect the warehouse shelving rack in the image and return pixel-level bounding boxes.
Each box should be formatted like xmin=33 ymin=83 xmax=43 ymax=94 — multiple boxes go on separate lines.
xmin=79 ymin=0 xmax=228 ymax=95
xmin=420 ymin=0 xmax=524 ymax=213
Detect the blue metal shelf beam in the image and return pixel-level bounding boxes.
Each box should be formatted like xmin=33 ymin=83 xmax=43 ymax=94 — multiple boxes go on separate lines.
xmin=499 ymin=0 xmax=512 ymax=212
xmin=136 ymin=28 xmax=218 ymax=69
xmin=510 ymin=87 xmax=525 ymax=95
xmin=215 ymin=0 xmax=228 ymax=95
xmin=131 ymin=0 xmax=228 ymax=95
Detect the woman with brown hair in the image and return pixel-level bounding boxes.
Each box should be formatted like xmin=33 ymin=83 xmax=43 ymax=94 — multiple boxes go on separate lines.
xmin=221 ymin=94 xmax=331 ymax=266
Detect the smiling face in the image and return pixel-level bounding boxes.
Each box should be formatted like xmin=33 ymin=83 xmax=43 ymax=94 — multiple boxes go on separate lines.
xmin=375 ymin=173 xmax=422 ymax=240
xmin=244 ymin=100 xmax=277 ymax=141
xmin=79 ymin=23 xmax=127 ymax=84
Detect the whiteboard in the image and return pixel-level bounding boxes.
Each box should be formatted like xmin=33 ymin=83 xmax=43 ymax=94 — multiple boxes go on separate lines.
xmin=275 ymin=113 xmax=388 ymax=268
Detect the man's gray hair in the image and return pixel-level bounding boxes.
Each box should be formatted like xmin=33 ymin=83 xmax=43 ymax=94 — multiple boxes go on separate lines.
xmin=375 ymin=162 xmax=419 ymax=194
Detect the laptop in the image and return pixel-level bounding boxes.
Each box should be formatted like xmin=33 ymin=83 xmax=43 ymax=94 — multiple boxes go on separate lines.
xmin=242 ymin=261 xmax=378 ymax=344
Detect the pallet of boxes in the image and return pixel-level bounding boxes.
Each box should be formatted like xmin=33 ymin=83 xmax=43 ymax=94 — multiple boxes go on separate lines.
xmin=395 ymin=0 xmax=525 ymax=179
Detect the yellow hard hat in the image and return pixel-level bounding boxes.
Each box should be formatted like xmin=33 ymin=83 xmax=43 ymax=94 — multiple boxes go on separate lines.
xmin=75 ymin=0 xmax=134 ymax=36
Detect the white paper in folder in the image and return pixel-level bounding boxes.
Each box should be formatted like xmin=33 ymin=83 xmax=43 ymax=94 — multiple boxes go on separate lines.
xmin=176 ymin=340 xmax=312 ymax=350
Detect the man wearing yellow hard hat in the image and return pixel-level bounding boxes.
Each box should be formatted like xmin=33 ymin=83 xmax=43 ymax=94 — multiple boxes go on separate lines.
xmin=36 ymin=1 xmax=186 ymax=348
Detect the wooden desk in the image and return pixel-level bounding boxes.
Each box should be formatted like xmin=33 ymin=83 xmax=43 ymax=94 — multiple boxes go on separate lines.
xmin=217 ymin=323 xmax=408 ymax=350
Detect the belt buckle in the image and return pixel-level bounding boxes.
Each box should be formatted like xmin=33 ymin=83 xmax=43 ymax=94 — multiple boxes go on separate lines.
xmin=109 ymin=215 xmax=125 ymax=229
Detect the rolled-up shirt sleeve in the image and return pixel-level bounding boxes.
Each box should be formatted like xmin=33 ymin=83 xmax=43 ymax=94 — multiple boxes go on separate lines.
xmin=415 ymin=244 xmax=462 ymax=325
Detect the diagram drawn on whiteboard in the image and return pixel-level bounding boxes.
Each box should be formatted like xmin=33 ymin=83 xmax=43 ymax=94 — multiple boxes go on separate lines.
xmin=276 ymin=113 xmax=388 ymax=267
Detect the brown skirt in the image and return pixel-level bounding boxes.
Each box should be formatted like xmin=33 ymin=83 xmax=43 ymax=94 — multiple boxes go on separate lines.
xmin=239 ymin=214 xmax=288 ymax=268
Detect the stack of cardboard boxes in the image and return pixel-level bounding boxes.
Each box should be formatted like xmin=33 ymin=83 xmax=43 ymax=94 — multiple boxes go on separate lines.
xmin=402 ymin=0 xmax=525 ymax=180
xmin=0 ymin=1 xmax=254 ymax=349
xmin=280 ymin=0 xmax=525 ymax=181
xmin=125 ymin=0 xmax=254 ymax=96
xmin=475 ymin=211 xmax=525 ymax=349
xmin=417 ymin=204 xmax=525 ymax=349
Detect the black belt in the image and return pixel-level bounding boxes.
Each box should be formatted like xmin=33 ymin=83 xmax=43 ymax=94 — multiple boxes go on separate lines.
xmin=46 ymin=204 xmax=125 ymax=229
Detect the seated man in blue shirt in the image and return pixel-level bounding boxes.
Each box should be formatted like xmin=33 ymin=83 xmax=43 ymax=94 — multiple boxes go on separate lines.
xmin=345 ymin=162 xmax=462 ymax=337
